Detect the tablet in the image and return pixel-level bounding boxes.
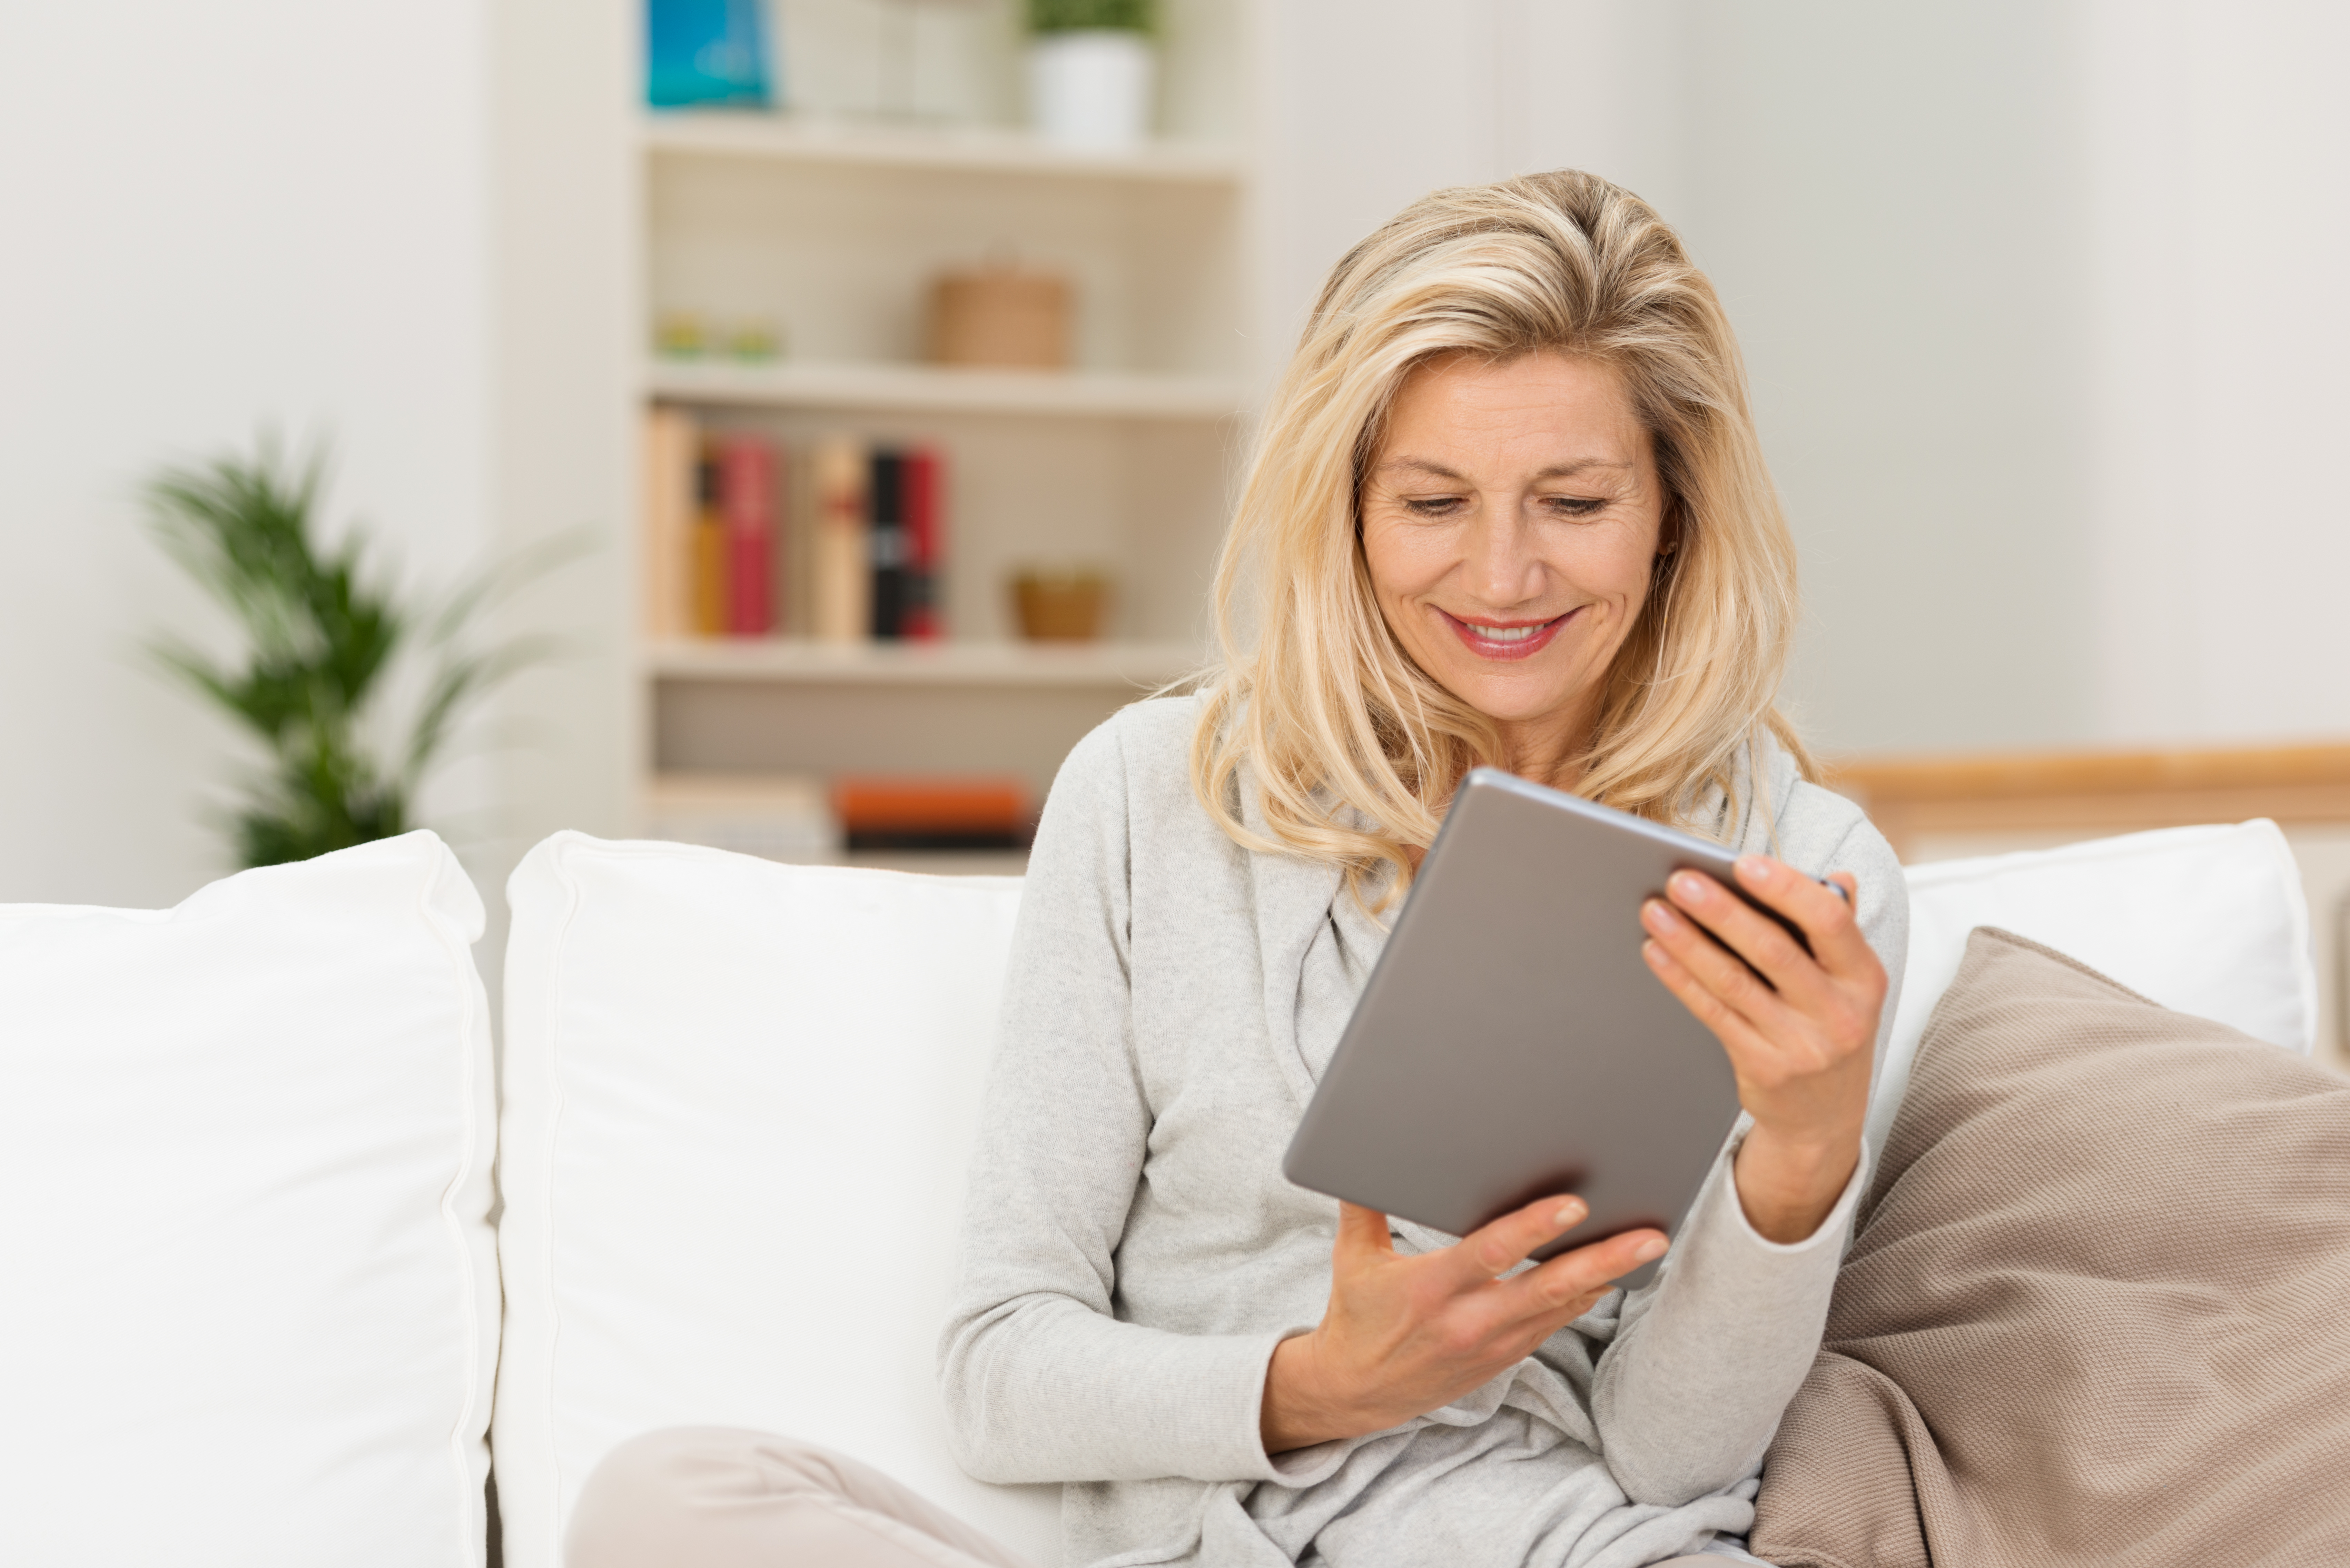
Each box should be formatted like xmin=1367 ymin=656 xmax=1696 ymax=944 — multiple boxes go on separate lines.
xmin=1282 ymin=767 xmax=1772 ymax=1272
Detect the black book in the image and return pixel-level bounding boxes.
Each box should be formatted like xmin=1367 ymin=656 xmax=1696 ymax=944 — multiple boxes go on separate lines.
xmin=868 ymin=448 xmax=906 ymax=640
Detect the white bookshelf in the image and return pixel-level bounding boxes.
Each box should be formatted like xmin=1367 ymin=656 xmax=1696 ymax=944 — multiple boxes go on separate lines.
xmin=644 ymin=637 xmax=1201 ymax=688
xmin=643 ymin=111 xmax=1247 ymax=185
xmin=645 ymin=359 xmax=1245 ymax=419
xmin=635 ymin=1 xmax=1256 ymax=848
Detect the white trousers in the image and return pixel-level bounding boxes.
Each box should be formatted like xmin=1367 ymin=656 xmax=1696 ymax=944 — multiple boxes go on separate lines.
xmin=564 ymin=1426 xmax=1731 ymax=1568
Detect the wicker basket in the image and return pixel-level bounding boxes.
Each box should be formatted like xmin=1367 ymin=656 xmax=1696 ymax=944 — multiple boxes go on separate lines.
xmin=929 ymin=267 xmax=1071 ymax=369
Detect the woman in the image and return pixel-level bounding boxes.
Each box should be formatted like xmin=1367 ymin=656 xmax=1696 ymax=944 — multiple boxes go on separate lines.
xmin=572 ymin=170 xmax=1905 ymax=1568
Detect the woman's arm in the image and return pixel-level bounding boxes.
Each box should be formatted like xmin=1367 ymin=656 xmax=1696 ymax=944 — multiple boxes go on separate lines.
xmin=1590 ymin=817 xmax=1909 ymax=1505
xmin=936 ymin=715 xmax=1291 ymax=1486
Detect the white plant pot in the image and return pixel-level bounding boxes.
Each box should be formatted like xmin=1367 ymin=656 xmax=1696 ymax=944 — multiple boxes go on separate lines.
xmin=1027 ymin=30 xmax=1156 ymax=152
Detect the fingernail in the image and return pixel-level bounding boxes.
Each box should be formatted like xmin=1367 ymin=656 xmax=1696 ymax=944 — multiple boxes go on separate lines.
xmin=1643 ymin=899 xmax=1678 ymax=932
xmin=1641 ymin=939 xmax=1665 ymax=966
xmin=1552 ymin=1199 xmax=1586 ymax=1228
xmin=1669 ymin=871 xmax=1706 ymax=902
xmin=1635 ymin=1235 xmax=1668 ymax=1262
xmin=1735 ymin=855 xmax=1770 ymax=885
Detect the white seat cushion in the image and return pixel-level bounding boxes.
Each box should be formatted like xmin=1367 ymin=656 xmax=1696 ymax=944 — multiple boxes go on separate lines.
xmin=0 ymin=832 xmax=496 ymax=1567
xmin=1868 ymin=819 xmax=2320 ymax=1155
xmin=494 ymin=833 xmax=1058 ymax=1568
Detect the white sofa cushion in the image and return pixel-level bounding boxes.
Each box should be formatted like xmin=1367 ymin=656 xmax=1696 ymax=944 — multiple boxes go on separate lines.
xmin=494 ymin=833 xmax=1056 ymax=1568
xmin=0 ymin=832 xmax=497 ymax=1567
xmin=1868 ymin=819 xmax=2319 ymax=1155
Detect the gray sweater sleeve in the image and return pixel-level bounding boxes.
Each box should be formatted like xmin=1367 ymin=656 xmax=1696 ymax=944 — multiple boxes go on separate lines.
xmin=937 ymin=719 xmax=1290 ymax=1486
xmin=1590 ymin=811 xmax=1910 ymax=1505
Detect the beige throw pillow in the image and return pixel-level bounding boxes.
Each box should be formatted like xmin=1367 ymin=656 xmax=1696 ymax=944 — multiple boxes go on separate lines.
xmin=1750 ymin=927 xmax=2350 ymax=1568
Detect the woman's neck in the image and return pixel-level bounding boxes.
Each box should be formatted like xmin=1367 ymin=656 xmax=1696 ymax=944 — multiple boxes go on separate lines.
xmin=1408 ymin=713 xmax=1596 ymax=874
xmin=1491 ymin=715 xmax=1592 ymax=795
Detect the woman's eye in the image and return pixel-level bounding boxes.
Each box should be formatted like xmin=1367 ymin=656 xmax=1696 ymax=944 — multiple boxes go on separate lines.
xmin=1402 ymin=496 xmax=1464 ymax=517
xmin=1545 ymin=496 xmax=1607 ymax=518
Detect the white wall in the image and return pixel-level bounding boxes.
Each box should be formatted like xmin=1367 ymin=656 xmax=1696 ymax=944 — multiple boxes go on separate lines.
xmin=486 ymin=0 xmax=635 ymax=890
xmin=2082 ymin=0 xmax=2350 ymax=745
xmin=0 ymin=1 xmax=491 ymax=905
xmin=1674 ymin=0 xmax=2100 ymax=754
xmin=1251 ymin=0 xmax=1691 ymax=382
xmin=1677 ymin=0 xmax=2350 ymax=753
xmin=1251 ymin=0 xmax=1503 ymax=377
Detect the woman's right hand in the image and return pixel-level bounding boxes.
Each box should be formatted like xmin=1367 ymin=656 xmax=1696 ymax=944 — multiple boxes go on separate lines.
xmin=1260 ymin=1197 xmax=1667 ymax=1453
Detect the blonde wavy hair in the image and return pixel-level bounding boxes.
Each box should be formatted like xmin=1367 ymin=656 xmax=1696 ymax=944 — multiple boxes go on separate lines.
xmin=1190 ymin=168 xmax=1815 ymax=901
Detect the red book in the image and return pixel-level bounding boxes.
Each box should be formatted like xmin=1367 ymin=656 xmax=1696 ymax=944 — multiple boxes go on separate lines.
xmin=902 ymin=446 xmax=945 ymax=641
xmin=718 ymin=435 xmax=776 ymax=636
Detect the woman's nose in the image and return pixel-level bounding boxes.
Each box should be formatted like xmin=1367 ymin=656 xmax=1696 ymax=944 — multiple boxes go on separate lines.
xmin=1461 ymin=509 xmax=1544 ymax=605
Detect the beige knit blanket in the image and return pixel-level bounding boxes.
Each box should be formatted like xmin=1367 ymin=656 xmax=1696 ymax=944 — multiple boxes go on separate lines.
xmin=1749 ymin=927 xmax=2350 ymax=1567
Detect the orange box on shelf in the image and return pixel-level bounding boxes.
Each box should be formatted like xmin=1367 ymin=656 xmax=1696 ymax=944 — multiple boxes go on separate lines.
xmin=831 ymin=776 xmax=1032 ymax=851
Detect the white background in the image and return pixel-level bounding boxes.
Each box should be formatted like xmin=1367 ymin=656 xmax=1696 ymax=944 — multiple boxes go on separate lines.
xmin=3 ymin=0 xmax=2346 ymax=908
xmin=0 ymin=1 xmax=493 ymax=905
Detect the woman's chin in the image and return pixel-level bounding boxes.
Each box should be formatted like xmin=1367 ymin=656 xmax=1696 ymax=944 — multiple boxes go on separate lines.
xmin=1421 ymin=658 xmax=1580 ymax=728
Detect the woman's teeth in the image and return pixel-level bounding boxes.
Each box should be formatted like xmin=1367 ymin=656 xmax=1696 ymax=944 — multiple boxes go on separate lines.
xmin=1467 ymin=622 xmax=1545 ymax=642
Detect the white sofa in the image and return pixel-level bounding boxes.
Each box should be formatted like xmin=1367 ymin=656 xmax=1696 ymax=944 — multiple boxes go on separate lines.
xmin=0 ymin=821 xmax=2318 ymax=1567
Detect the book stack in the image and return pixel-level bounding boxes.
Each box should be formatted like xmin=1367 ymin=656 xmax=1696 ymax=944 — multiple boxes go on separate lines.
xmin=811 ymin=435 xmax=946 ymax=642
xmin=643 ymin=408 xmax=946 ymax=642
xmin=645 ymin=774 xmax=841 ymax=864
xmin=643 ymin=772 xmax=1031 ymax=865
xmin=831 ymin=776 xmax=1031 ymax=851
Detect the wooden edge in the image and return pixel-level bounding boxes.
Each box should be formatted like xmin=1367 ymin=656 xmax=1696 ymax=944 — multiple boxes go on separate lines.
xmin=1827 ymin=743 xmax=2350 ymax=803
xmin=1824 ymin=742 xmax=2350 ymax=861
xmin=1865 ymin=785 xmax=2350 ymax=852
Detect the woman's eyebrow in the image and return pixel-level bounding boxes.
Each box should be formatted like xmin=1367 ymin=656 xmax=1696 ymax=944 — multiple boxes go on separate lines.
xmin=1378 ymin=456 xmax=1471 ymax=482
xmin=1530 ymin=459 xmax=1632 ymax=480
xmin=1377 ymin=455 xmax=1630 ymax=481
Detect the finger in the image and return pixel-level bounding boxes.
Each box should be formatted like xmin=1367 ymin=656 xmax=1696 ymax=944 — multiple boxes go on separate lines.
xmin=1503 ymin=1228 xmax=1670 ymax=1321
xmin=1333 ymin=1202 xmax=1396 ymax=1264
xmin=1442 ymin=1192 xmax=1590 ymax=1288
xmin=1656 ymin=868 xmax=1827 ymax=1008
xmin=1728 ymin=856 xmax=1877 ymax=980
xmin=1650 ymin=934 xmax=1878 ymax=1127
xmin=1642 ymin=936 xmax=1777 ymax=1062
xmin=1643 ymin=888 xmax=1806 ymax=1034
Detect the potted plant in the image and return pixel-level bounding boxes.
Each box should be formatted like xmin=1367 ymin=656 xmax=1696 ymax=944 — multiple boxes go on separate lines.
xmin=1026 ymin=0 xmax=1158 ymax=151
xmin=146 ymin=439 xmax=571 ymax=867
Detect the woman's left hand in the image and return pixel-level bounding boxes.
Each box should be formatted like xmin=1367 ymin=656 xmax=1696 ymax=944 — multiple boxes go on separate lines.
xmin=1640 ymin=857 xmax=1885 ymax=1244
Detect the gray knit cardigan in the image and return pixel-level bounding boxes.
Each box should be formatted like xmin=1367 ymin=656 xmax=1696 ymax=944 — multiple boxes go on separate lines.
xmin=940 ymin=696 xmax=1908 ymax=1568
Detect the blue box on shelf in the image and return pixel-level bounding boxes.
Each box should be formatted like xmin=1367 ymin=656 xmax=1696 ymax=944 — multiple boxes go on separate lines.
xmin=647 ymin=0 xmax=775 ymax=110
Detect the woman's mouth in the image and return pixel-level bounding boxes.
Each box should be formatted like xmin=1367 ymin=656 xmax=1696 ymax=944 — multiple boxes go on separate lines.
xmin=1440 ymin=608 xmax=1574 ymax=661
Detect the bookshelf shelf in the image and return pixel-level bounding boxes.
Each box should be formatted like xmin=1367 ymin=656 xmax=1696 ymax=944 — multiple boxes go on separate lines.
xmin=642 ymin=112 xmax=1247 ymax=187
xmin=645 ymin=360 xmax=1246 ymax=420
xmin=623 ymin=0 xmax=1255 ymax=842
xmin=644 ymin=638 xmax=1201 ymax=689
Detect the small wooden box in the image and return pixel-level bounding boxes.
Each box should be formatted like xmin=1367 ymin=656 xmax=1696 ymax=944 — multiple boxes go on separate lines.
xmin=1011 ymin=568 xmax=1109 ymax=641
xmin=929 ymin=268 xmax=1071 ymax=369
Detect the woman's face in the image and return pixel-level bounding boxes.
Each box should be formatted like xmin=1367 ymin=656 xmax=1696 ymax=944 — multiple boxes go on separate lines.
xmin=1360 ymin=350 xmax=1667 ymax=778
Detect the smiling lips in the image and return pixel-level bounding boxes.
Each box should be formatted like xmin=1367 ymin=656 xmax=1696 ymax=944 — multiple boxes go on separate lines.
xmin=1441 ymin=608 xmax=1575 ymax=661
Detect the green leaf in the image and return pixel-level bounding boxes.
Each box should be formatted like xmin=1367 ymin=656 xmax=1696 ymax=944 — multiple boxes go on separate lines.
xmin=145 ymin=435 xmax=584 ymax=869
xmin=1027 ymin=0 xmax=1156 ymax=34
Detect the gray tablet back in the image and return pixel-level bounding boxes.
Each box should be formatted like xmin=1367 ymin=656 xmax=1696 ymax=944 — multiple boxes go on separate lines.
xmin=1282 ymin=768 xmax=1745 ymax=1266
